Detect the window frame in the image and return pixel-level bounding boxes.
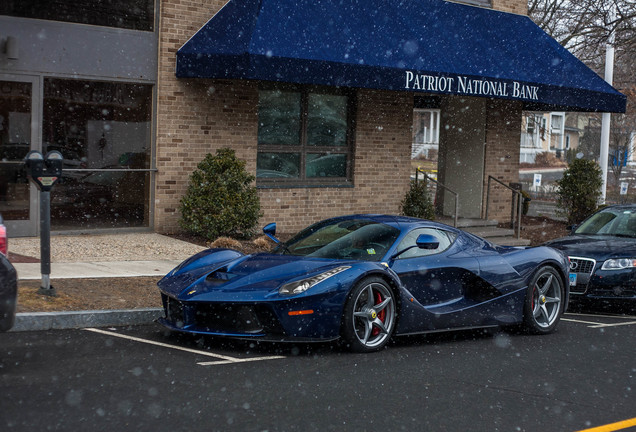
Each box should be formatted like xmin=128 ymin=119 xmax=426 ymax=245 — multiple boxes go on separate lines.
xmin=257 ymin=84 xmax=356 ymax=188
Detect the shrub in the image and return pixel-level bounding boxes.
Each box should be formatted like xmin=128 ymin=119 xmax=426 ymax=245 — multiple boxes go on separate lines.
xmin=179 ymin=148 xmax=261 ymax=240
xmin=534 ymin=151 xmax=566 ymax=167
xmin=556 ymin=158 xmax=602 ymax=225
xmin=401 ymin=180 xmax=435 ymax=220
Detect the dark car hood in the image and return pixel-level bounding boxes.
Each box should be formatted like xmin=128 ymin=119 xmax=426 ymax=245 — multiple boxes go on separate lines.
xmin=545 ymin=235 xmax=636 ymax=260
xmin=159 ymin=253 xmax=353 ymax=300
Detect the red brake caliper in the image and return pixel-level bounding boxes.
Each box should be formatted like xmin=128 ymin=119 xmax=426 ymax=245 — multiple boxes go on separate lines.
xmin=372 ymin=291 xmax=386 ymax=336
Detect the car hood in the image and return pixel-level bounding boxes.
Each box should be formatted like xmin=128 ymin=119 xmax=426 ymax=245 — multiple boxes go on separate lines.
xmin=545 ymin=235 xmax=636 ymax=260
xmin=159 ymin=252 xmax=355 ymax=301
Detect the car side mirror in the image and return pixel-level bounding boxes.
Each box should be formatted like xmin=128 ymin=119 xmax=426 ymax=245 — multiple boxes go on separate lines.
xmin=416 ymin=234 xmax=439 ymax=250
xmin=390 ymin=233 xmax=440 ymax=260
xmin=263 ymin=222 xmax=280 ymax=243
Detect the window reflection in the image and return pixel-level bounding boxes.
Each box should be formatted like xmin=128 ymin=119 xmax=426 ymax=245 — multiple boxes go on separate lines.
xmin=51 ymin=171 xmax=149 ymax=230
xmin=43 ymin=78 xmax=152 ymax=230
xmin=0 ymin=81 xmax=31 ymax=221
xmin=257 ymin=87 xmax=353 ymax=185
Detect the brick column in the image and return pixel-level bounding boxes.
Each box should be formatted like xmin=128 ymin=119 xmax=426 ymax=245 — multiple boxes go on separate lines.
xmin=482 ymin=99 xmax=523 ymax=222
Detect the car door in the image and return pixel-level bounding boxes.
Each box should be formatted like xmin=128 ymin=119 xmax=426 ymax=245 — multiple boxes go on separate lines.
xmin=390 ymin=228 xmax=481 ymax=306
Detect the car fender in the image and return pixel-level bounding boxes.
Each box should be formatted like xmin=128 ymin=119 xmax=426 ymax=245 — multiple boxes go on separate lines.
xmin=165 ymin=248 xmax=244 ymax=278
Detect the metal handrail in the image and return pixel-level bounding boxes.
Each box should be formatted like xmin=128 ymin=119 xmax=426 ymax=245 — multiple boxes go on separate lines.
xmin=415 ymin=167 xmax=458 ymax=227
xmin=485 ymin=175 xmax=522 ymax=238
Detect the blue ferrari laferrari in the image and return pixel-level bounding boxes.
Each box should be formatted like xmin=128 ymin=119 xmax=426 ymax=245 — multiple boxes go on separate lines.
xmin=158 ymin=215 xmax=569 ymax=352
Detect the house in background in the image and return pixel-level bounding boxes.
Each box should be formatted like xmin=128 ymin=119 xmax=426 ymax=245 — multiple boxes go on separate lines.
xmin=520 ymin=112 xmax=585 ymax=164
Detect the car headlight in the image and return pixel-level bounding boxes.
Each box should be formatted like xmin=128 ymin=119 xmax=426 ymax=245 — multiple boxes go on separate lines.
xmin=601 ymin=258 xmax=636 ymax=270
xmin=279 ymin=266 xmax=350 ymax=296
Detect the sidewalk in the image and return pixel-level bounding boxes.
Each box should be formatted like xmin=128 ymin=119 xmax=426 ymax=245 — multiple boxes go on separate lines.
xmin=14 ymin=259 xmax=182 ymax=280
xmin=9 ymin=233 xmax=206 ymax=332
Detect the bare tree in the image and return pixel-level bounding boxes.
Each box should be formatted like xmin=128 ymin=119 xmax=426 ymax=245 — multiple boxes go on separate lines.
xmin=528 ymin=0 xmax=636 ymax=85
xmin=529 ymin=0 xmax=636 ymax=198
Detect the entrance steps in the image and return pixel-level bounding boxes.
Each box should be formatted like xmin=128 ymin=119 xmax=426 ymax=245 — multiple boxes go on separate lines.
xmin=435 ymin=216 xmax=531 ymax=247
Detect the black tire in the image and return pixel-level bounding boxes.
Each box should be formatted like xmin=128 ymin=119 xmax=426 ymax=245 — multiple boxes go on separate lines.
xmin=522 ymin=266 xmax=564 ymax=334
xmin=341 ymin=277 xmax=396 ymax=353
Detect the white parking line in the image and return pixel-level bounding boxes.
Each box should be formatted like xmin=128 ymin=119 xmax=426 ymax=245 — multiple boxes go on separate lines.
xmin=84 ymin=328 xmax=285 ymax=365
xmin=567 ymin=312 xmax=636 ymax=320
xmin=562 ymin=315 xmax=636 ymax=328
xmin=588 ymin=321 xmax=636 ymax=329
xmin=562 ymin=318 xmax=603 ymax=326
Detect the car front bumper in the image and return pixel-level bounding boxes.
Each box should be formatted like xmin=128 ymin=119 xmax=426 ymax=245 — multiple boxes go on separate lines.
xmin=157 ymin=291 xmax=346 ymax=341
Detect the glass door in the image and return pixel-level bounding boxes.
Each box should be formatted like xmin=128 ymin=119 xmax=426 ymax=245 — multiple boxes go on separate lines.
xmin=0 ymin=75 xmax=40 ymax=237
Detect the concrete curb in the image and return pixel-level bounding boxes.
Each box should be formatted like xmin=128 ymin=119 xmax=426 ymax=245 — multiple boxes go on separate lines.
xmin=10 ymin=308 xmax=163 ymax=332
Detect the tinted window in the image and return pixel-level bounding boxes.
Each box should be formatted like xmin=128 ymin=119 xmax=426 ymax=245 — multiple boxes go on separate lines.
xmin=276 ymin=219 xmax=400 ymax=261
xmin=257 ymin=87 xmax=353 ymax=186
xmin=43 ymin=78 xmax=152 ymax=230
xmin=575 ymin=208 xmax=636 ymax=237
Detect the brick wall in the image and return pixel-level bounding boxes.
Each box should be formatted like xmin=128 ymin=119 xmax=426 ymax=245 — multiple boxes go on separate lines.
xmin=156 ymin=0 xmax=413 ymax=234
xmin=492 ymin=0 xmax=527 ymax=14
xmin=482 ymin=99 xmax=523 ymax=221
xmin=156 ymin=0 xmax=246 ymax=233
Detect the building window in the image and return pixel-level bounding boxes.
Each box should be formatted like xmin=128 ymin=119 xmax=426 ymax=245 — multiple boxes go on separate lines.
xmin=550 ymin=113 xmax=564 ymax=134
xmin=412 ymin=109 xmax=440 ymax=159
xmin=43 ymin=78 xmax=153 ymax=230
xmin=521 ymin=113 xmax=544 ymax=149
xmin=0 ymin=0 xmax=154 ymax=31
xmin=257 ymin=86 xmax=354 ymax=186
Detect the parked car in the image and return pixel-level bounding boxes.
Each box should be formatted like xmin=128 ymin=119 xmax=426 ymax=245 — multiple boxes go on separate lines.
xmin=0 ymin=214 xmax=18 ymax=332
xmin=158 ymin=214 xmax=569 ymax=352
xmin=545 ymin=204 xmax=636 ymax=309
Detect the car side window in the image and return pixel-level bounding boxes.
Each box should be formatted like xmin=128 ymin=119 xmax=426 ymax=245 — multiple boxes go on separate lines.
xmin=396 ymin=228 xmax=456 ymax=259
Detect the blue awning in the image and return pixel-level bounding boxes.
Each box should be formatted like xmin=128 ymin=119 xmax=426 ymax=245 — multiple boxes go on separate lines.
xmin=176 ymin=0 xmax=626 ymax=113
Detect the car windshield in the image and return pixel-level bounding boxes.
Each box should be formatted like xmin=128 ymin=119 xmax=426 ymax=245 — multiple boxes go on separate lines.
xmin=274 ymin=219 xmax=400 ymax=261
xmin=574 ymin=208 xmax=636 ymax=237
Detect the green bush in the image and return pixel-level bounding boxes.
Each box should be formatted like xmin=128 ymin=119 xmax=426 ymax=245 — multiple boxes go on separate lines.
xmin=556 ymin=158 xmax=602 ymax=225
xmin=401 ymin=180 xmax=435 ymax=220
xmin=179 ymin=148 xmax=261 ymax=240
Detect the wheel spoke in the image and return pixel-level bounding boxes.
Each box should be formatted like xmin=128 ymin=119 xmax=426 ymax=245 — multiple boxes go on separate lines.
xmin=545 ymin=296 xmax=560 ymax=304
xmin=373 ymin=296 xmax=392 ymax=314
xmin=361 ymin=319 xmax=372 ymax=344
xmin=372 ymin=318 xmax=388 ymax=335
xmin=363 ymin=285 xmax=374 ymax=308
xmin=538 ymin=275 xmax=553 ymax=295
xmin=539 ymin=304 xmax=550 ymax=324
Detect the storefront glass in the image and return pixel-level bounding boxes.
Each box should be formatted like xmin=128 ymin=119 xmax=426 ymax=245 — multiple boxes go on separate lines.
xmin=0 ymin=80 xmax=31 ymax=221
xmin=43 ymin=78 xmax=152 ymax=230
xmin=0 ymin=0 xmax=154 ymax=31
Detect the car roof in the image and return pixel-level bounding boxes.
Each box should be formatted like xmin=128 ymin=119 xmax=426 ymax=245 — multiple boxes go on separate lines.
xmin=598 ymin=204 xmax=636 ymax=211
xmin=331 ymin=214 xmax=457 ymax=232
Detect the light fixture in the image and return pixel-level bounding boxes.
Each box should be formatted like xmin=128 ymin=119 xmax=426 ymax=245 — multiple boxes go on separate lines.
xmin=3 ymin=36 xmax=18 ymax=60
